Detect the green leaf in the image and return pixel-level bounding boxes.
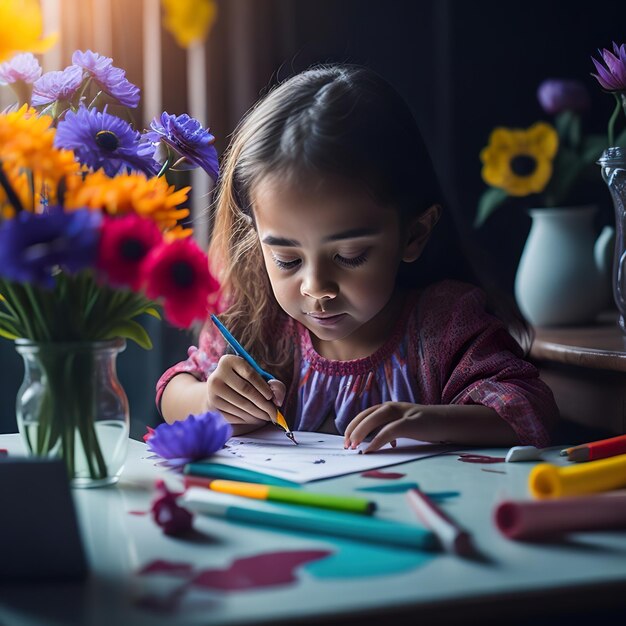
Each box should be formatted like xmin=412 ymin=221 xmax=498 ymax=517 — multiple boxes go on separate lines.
xmin=555 ymin=111 xmax=574 ymax=141
xmin=474 ymin=187 xmax=509 ymax=227
xmin=544 ymin=147 xmax=582 ymax=206
xmin=0 ymin=327 xmax=18 ymax=340
xmin=103 ymin=320 xmax=153 ymax=350
xmin=144 ymin=307 xmax=162 ymax=320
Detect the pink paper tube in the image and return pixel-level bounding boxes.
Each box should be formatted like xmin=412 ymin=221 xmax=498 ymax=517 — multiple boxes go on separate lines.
xmin=494 ymin=491 xmax=626 ymax=540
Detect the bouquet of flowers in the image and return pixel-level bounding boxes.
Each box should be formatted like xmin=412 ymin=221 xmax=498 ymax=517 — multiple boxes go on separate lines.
xmin=475 ymin=78 xmax=615 ymax=227
xmin=0 ymin=47 xmax=220 ymax=483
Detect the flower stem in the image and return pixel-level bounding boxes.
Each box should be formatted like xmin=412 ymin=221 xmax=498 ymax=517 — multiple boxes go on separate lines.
xmin=608 ymin=94 xmax=622 ymax=147
xmin=24 ymin=284 xmax=51 ymax=341
xmin=0 ymin=161 xmax=25 ymax=213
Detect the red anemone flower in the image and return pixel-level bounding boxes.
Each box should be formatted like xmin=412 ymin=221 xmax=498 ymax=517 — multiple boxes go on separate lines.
xmin=97 ymin=214 xmax=162 ymax=290
xmin=142 ymin=237 xmax=218 ymax=328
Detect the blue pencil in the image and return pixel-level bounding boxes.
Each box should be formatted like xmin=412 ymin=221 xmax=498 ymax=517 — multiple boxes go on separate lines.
xmin=210 ymin=314 xmax=297 ymax=444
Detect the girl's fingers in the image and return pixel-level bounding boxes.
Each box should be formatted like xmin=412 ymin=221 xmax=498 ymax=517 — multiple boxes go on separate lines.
xmin=211 ymin=392 xmax=271 ymax=424
xmin=363 ymin=421 xmax=408 ymax=454
xmin=346 ymin=405 xmax=397 ymax=449
xmin=343 ymin=404 xmax=382 ymax=446
xmin=227 ymin=356 xmax=274 ymax=404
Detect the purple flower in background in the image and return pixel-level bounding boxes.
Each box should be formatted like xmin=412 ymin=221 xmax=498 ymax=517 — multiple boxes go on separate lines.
xmin=31 ymin=65 xmax=84 ymax=106
xmin=0 ymin=53 xmax=42 ymax=84
xmin=55 ymin=106 xmax=158 ymax=176
xmin=591 ymin=42 xmax=626 ymax=92
xmin=145 ymin=112 xmax=219 ymax=181
xmin=537 ymin=79 xmax=591 ymax=115
xmin=72 ymin=50 xmax=140 ymax=108
xmin=0 ymin=208 xmax=101 ymax=287
xmin=146 ymin=411 xmax=233 ymax=468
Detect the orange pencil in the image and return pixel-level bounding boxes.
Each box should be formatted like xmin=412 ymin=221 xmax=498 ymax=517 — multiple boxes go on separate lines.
xmin=560 ymin=434 xmax=626 ymax=463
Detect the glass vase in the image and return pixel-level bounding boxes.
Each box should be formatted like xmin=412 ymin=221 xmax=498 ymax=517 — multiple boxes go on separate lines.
xmin=598 ymin=146 xmax=626 ymax=332
xmin=15 ymin=338 xmax=130 ymax=488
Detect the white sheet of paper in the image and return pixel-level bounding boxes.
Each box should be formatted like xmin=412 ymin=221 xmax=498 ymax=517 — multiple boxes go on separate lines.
xmin=210 ymin=427 xmax=452 ymax=483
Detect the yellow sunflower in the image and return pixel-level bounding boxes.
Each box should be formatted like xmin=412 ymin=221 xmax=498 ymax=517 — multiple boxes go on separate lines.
xmin=480 ymin=122 xmax=559 ymax=197
xmin=64 ymin=170 xmax=191 ymax=233
xmin=0 ymin=0 xmax=57 ymax=63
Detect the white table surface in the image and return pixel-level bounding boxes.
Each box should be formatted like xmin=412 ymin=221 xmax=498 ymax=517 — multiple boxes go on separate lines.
xmin=1 ymin=434 xmax=625 ymax=626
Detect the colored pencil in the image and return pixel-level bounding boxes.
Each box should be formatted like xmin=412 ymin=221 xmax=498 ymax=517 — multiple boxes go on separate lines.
xmin=184 ymin=462 xmax=299 ymax=487
xmin=183 ymin=488 xmax=439 ymax=551
xmin=210 ymin=314 xmax=297 ymax=444
xmin=406 ymin=488 xmax=472 ymax=556
xmin=494 ymin=491 xmax=626 ymax=540
xmin=559 ymin=433 xmax=626 ymax=463
xmin=184 ymin=476 xmax=376 ymax=515
xmin=529 ymin=453 xmax=626 ymax=498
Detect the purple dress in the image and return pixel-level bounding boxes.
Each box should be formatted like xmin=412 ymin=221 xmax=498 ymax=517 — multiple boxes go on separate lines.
xmin=156 ymin=280 xmax=558 ymax=447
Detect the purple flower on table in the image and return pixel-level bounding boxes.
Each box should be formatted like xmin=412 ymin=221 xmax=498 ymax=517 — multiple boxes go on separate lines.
xmin=0 ymin=53 xmax=42 ymax=85
xmin=146 ymin=411 xmax=233 ymax=469
xmin=0 ymin=208 xmax=101 ymax=288
xmin=55 ymin=106 xmax=158 ymax=176
xmin=31 ymin=65 xmax=84 ymax=106
xmin=591 ymin=42 xmax=626 ymax=92
xmin=145 ymin=112 xmax=219 ymax=181
xmin=537 ymin=79 xmax=591 ymax=115
xmin=72 ymin=50 xmax=140 ymax=108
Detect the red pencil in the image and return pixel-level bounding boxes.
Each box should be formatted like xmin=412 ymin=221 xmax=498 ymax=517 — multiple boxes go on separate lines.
xmin=560 ymin=434 xmax=626 ymax=463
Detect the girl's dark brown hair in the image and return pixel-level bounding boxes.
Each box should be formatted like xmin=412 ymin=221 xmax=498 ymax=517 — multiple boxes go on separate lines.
xmin=209 ymin=64 xmax=529 ymax=381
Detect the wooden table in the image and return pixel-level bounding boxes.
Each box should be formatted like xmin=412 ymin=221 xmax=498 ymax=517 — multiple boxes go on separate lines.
xmin=530 ymin=313 xmax=626 ymax=435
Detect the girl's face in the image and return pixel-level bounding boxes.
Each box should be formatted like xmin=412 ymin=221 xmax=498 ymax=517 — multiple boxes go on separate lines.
xmin=252 ymin=175 xmax=425 ymax=361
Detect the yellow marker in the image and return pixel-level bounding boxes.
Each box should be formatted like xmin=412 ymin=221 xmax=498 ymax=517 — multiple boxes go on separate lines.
xmin=529 ymin=453 xmax=626 ymax=499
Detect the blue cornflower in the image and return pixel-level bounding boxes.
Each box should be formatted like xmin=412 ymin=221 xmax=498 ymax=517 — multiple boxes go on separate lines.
xmin=146 ymin=411 xmax=232 ymax=468
xmin=31 ymin=65 xmax=83 ymax=106
xmin=72 ymin=50 xmax=140 ymax=108
xmin=145 ymin=112 xmax=219 ymax=181
xmin=55 ymin=106 xmax=158 ymax=176
xmin=0 ymin=208 xmax=101 ymax=287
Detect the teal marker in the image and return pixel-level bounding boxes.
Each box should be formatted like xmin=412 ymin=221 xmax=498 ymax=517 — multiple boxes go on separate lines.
xmin=183 ymin=489 xmax=439 ymax=552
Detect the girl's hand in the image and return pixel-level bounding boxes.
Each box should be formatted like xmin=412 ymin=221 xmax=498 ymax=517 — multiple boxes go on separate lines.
xmin=344 ymin=402 xmax=428 ymax=453
xmin=345 ymin=402 xmax=512 ymax=452
xmin=207 ymin=355 xmax=286 ymax=427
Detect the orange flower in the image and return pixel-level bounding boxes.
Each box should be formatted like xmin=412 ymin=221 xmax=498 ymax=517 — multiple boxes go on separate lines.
xmin=0 ymin=105 xmax=79 ymax=210
xmin=64 ymin=170 xmax=191 ymax=233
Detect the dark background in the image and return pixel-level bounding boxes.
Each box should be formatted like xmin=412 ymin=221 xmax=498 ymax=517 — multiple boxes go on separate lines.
xmin=1 ymin=0 xmax=625 ymax=436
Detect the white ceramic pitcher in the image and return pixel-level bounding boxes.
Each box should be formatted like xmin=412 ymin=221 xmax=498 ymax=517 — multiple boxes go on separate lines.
xmin=514 ymin=205 xmax=614 ymax=327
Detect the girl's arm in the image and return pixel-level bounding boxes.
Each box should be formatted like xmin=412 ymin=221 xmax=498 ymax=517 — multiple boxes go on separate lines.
xmin=344 ymin=402 xmax=519 ymax=453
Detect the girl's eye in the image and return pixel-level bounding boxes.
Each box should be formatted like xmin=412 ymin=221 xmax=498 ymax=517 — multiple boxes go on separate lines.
xmin=335 ymin=252 xmax=368 ymax=268
xmin=271 ymin=255 xmax=301 ymax=270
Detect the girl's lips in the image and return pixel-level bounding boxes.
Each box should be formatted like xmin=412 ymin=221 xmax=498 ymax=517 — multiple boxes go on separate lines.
xmin=306 ymin=312 xmax=347 ymax=326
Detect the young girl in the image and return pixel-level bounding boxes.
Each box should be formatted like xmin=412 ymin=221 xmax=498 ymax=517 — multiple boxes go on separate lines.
xmin=157 ymin=64 xmax=558 ymax=452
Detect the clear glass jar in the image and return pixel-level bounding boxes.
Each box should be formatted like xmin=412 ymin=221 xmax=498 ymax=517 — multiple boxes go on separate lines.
xmin=15 ymin=339 xmax=130 ymax=488
xmin=598 ymin=146 xmax=626 ymax=332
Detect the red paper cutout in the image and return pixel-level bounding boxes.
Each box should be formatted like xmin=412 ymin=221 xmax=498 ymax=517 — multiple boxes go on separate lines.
xmin=361 ymin=470 xmax=406 ymax=479
xmin=457 ymin=453 xmax=505 ymax=464
xmin=137 ymin=550 xmax=333 ymax=612
xmin=139 ymin=559 xmax=194 ymax=576
xmin=191 ymin=551 xmax=331 ymax=591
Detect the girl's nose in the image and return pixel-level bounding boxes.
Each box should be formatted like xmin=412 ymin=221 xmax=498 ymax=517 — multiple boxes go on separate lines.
xmin=300 ymin=266 xmax=338 ymax=301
